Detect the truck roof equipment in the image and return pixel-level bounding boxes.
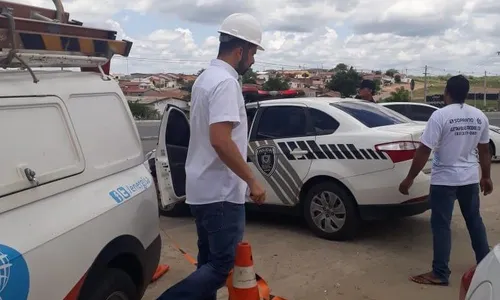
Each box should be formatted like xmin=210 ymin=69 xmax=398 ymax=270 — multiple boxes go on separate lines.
xmin=0 ymin=0 xmax=132 ymax=82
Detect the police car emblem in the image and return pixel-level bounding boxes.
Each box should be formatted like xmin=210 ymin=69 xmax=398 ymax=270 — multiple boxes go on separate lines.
xmin=255 ymin=145 xmax=277 ymax=176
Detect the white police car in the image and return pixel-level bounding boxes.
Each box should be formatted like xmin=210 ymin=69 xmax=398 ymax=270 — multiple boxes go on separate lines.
xmin=380 ymin=102 xmax=500 ymax=160
xmin=153 ymin=98 xmax=432 ymax=240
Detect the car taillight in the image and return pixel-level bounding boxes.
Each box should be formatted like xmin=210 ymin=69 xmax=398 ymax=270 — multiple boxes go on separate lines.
xmin=459 ymin=265 xmax=476 ymax=300
xmin=375 ymin=141 xmax=420 ymax=163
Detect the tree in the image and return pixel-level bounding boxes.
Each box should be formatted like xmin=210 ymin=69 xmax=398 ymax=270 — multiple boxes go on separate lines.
xmin=262 ymin=75 xmax=290 ymax=91
xmin=326 ymin=67 xmax=362 ymax=97
xmin=333 ymin=63 xmax=349 ymax=72
xmin=394 ymin=74 xmax=401 ymax=83
xmin=374 ymin=70 xmax=382 ymax=75
xmin=374 ymin=79 xmax=382 ymax=93
xmin=242 ymin=68 xmax=257 ymax=84
xmin=385 ymin=69 xmax=398 ymax=77
xmin=385 ymin=87 xmax=410 ymax=102
xmin=128 ymin=101 xmax=160 ymax=120
xmin=197 ymin=68 xmax=205 ymax=75
xmin=180 ymin=80 xmax=195 ymax=93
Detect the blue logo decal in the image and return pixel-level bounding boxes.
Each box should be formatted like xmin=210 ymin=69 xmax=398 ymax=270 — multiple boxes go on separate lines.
xmin=109 ymin=190 xmax=124 ymax=204
xmin=116 ymin=187 xmax=131 ymax=199
xmin=0 ymin=244 xmax=30 ymax=300
xmin=108 ymin=176 xmax=152 ymax=204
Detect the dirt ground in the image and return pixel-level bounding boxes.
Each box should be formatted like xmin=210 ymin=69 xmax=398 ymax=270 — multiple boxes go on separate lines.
xmin=143 ymin=164 xmax=500 ymax=300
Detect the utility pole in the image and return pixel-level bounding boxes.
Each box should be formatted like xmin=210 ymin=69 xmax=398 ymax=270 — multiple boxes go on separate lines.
xmin=484 ymin=70 xmax=487 ymax=107
xmin=423 ymin=65 xmax=428 ymax=102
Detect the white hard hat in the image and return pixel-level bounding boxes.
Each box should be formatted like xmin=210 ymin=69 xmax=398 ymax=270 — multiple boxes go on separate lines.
xmin=218 ymin=13 xmax=265 ymax=51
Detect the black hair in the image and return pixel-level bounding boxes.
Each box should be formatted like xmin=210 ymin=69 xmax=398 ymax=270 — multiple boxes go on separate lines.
xmin=360 ymin=79 xmax=376 ymax=95
xmin=445 ymin=75 xmax=469 ymax=103
xmin=217 ymin=33 xmax=254 ymax=56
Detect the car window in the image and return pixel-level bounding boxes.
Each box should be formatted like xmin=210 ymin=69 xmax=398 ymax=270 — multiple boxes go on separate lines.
xmin=308 ymin=108 xmax=339 ymax=135
xmin=246 ymin=107 xmax=258 ymax=135
xmin=330 ymin=101 xmax=411 ymax=128
xmin=254 ymin=106 xmax=307 ymax=140
xmin=408 ymin=105 xmax=437 ymax=121
xmin=384 ymin=104 xmax=409 ymax=117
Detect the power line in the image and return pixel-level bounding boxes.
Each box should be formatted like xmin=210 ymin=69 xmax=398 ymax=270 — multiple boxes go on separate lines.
xmin=111 ymin=56 xmax=500 ymax=77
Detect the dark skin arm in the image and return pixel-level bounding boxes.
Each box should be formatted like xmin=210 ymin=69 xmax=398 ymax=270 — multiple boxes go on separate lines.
xmin=478 ymin=143 xmax=491 ymax=179
xmin=478 ymin=143 xmax=493 ymax=195
xmin=399 ymin=144 xmax=432 ymax=195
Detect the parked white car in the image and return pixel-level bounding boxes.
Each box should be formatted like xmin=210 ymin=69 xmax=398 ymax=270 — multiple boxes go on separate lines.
xmin=150 ymin=98 xmax=432 ymax=241
xmin=459 ymin=243 xmax=500 ymax=300
xmin=380 ymin=102 xmax=500 ymax=160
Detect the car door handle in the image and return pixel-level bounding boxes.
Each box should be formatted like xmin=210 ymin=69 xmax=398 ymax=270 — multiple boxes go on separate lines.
xmin=290 ymin=149 xmax=308 ymax=155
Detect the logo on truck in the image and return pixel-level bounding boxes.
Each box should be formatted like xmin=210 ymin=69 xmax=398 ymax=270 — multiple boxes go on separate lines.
xmin=0 ymin=244 xmax=30 ymax=300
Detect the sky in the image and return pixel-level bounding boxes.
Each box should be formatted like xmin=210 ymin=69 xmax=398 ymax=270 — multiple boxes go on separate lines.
xmin=18 ymin=0 xmax=500 ymax=76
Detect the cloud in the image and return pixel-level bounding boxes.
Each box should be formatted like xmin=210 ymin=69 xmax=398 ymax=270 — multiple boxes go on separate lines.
xmin=12 ymin=0 xmax=500 ymax=75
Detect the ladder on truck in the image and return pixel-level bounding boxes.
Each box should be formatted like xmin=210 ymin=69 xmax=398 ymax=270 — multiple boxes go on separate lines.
xmin=0 ymin=0 xmax=133 ymax=82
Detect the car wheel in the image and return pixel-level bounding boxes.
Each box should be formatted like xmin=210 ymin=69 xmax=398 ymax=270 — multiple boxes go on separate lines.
xmin=303 ymin=181 xmax=359 ymax=241
xmin=83 ymin=268 xmax=138 ymax=300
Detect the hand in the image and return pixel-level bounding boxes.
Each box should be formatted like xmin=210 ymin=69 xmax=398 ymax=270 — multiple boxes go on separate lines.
xmin=399 ymin=177 xmax=414 ymax=195
xmin=248 ymin=179 xmax=266 ymax=205
xmin=480 ymin=177 xmax=493 ymax=196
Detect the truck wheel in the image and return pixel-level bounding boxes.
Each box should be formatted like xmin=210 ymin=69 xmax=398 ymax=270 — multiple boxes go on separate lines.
xmin=84 ymin=268 xmax=138 ymax=300
xmin=303 ymin=181 xmax=360 ymax=241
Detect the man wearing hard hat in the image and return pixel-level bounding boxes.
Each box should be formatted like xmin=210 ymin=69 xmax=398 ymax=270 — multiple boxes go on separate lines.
xmin=157 ymin=13 xmax=266 ymax=300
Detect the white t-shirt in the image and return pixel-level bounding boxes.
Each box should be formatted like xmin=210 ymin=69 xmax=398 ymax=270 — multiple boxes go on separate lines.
xmin=184 ymin=59 xmax=248 ymax=205
xmin=420 ymin=103 xmax=489 ymax=186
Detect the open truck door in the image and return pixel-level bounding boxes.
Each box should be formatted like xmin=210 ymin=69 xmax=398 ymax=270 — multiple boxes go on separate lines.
xmin=155 ymin=105 xmax=189 ymax=209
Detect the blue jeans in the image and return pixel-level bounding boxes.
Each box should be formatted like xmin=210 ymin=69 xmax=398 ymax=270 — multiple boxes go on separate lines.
xmin=429 ymin=184 xmax=490 ymax=283
xmin=157 ymin=201 xmax=245 ymax=300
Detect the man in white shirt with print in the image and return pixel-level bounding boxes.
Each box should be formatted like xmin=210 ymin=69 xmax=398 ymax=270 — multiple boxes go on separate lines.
xmin=157 ymin=13 xmax=266 ymax=300
xmin=399 ymin=75 xmax=493 ymax=286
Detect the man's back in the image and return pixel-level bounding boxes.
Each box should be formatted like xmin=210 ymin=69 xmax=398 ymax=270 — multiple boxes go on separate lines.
xmin=423 ymin=103 xmax=490 ymax=186
xmin=185 ymin=59 xmax=248 ymax=205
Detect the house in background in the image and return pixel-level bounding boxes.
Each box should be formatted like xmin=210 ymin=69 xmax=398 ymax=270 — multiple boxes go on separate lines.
xmin=127 ymin=89 xmax=191 ymax=115
xmin=256 ymin=71 xmax=269 ymax=81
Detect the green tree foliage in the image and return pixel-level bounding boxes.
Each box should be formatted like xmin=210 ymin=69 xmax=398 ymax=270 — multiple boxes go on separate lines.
xmin=326 ymin=67 xmax=362 ymax=97
xmin=242 ymin=68 xmax=257 ymax=84
xmin=333 ymin=63 xmax=349 ymax=72
xmin=385 ymin=87 xmax=410 ymax=102
xmin=128 ymin=100 xmax=160 ymax=120
xmin=180 ymin=80 xmax=195 ymax=92
xmin=374 ymin=79 xmax=382 ymax=93
xmin=385 ymin=69 xmax=399 ymax=77
xmin=394 ymin=74 xmax=401 ymax=83
xmin=262 ymin=75 xmax=290 ymax=91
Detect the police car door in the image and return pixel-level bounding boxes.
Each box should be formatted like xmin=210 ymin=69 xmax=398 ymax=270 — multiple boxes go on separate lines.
xmin=155 ymin=105 xmax=188 ymax=208
xmin=248 ymin=103 xmax=313 ymax=206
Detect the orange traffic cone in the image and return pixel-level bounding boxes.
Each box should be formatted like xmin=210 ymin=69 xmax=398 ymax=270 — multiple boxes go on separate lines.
xmin=151 ymin=264 xmax=170 ymax=283
xmin=227 ymin=242 xmax=260 ymax=300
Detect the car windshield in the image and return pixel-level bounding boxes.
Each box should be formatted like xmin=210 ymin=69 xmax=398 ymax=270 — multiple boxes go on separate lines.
xmin=330 ymin=101 xmax=412 ymax=128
